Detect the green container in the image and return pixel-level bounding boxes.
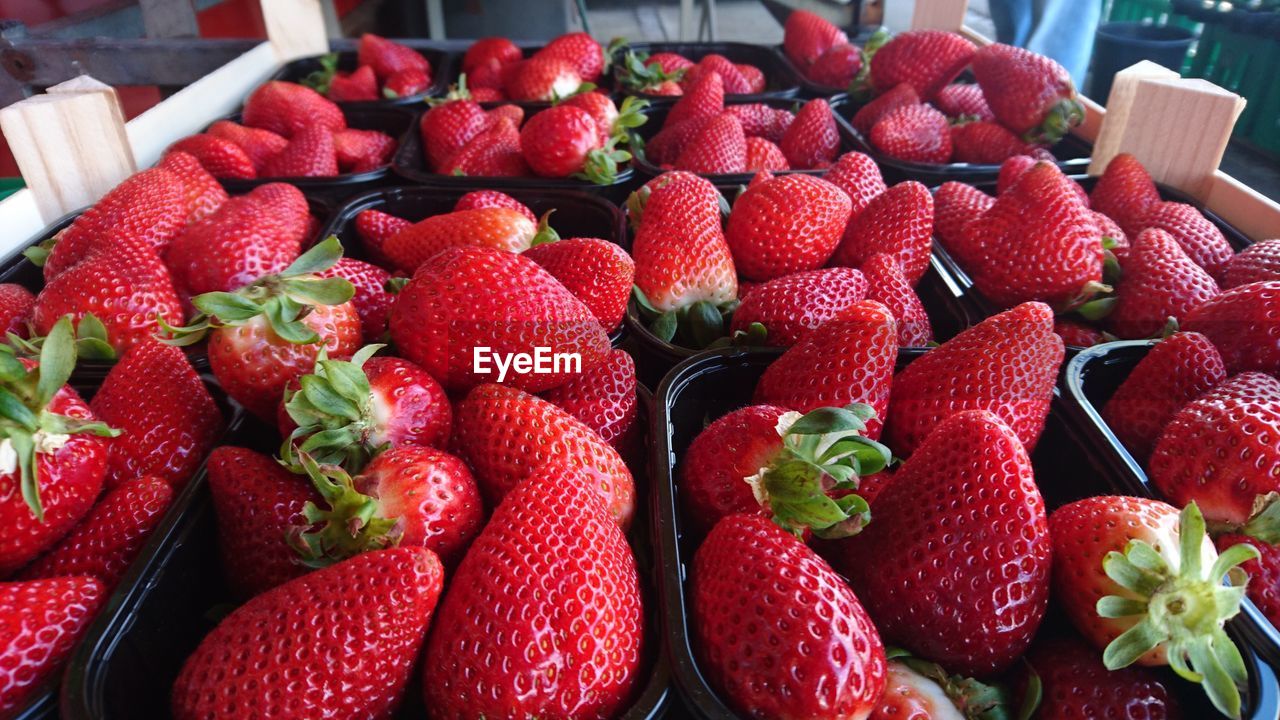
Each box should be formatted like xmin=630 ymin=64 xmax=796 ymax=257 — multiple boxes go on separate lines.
xmin=0 ymin=178 xmax=22 ymax=202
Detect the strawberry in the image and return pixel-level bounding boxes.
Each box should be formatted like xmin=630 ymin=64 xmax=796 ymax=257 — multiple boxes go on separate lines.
xmin=725 ymin=103 xmax=792 ymax=142
xmin=851 ymin=82 xmax=920 ymax=136
xmin=783 ymin=9 xmax=848 ymax=68
xmin=0 ymin=576 xmax=105 ymax=717
xmin=164 ymin=183 xmax=311 ymax=297
xmin=354 ymin=209 xmax=408 ymax=266
xmin=833 ymin=180 xmax=933 ymax=284
xmin=647 ymin=52 xmax=695 ymax=76
xmin=886 ymin=302 xmax=1062 ymax=455
xmin=871 ymin=30 xmax=976 ymax=100
xmin=462 ymin=37 xmax=521 ymax=73
xmin=520 ymin=104 xmax=628 ymax=183
xmin=390 ymin=246 xmax=609 ymax=393
xmin=871 ymin=103 xmax=952 ymax=164
xmin=823 ymin=150 xmax=888 ymax=220
xmin=932 ymin=82 xmax=994 ymax=121
xmin=0 ymin=284 xmax=32 ymax=340
xmin=206 ymin=120 xmax=288 ymax=174
xmin=34 ymin=230 xmax=184 ymax=354
xmin=728 ymin=267 xmax=867 ymax=347
xmin=950 ymin=120 xmax=1033 ymax=164
xmin=17 ymin=475 xmax=171 ymax=590
xmin=694 ymin=513 xmax=885 ymax=717
xmin=996 ymin=153 xmax=1090 ymax=204
xmin=1093 ymin=209 xmax=1130 ymax=262
xmin=89 ymin=341 xmax=222 ymax=489
xmin=536 ymin=31 xmax=606 ymax=82
xmin=869 ymin=656 xmax=1014 ymax=719
xmin=932 ymin=181 xmax=993 ymax=257
xmin=736 ymin=63 xmax=766 ymax=92
xmin=0 ymin=321 xmax=117 ymax=575
xmin=780 ymin=98 xmax=839 ymax=168
xmin=440 ymin=116 xmax=530 ymax=177
xmin=167 ymin=134 xmax=256 ymax=179
xmin=1183 ymin=281 xmax=1280 ymax=376
xmin=157 ymin=150 xmax=229 ymax=225
xmin=686 ymin=54 xmax=751 ymax=94
xmin=560 ymin=91 xmax=617 ymax=140
xmin=1024 ymin=635 xmax=1183 ymax=719
xmin=679 ymin=404 xmax=789 ymax=529
xmin=260 ymin=124 xmax=338 ymax=177
xmin=383 ymin=67 xmax=429 ymax=98
xmin=280 ymin=351 xmax=451 ymax=471
xmin=382 ymin=207 xmax=538 ymax=273
xmin=316 ymin=257 xmax=393 ymax=342
xmin=1048 ymin=498 xmax=1254 ymax=718
xmin=471 ymin=86 xmax=506 ymax=102
xmin=863 ymin=252 xmax=934 ymax=346
xmin=332 ymin=128 xmax=396 ymax=172
xmin=972 ymin=43 xmax=1083 ymax=144
xmin=1090 ymin=152 xmax=1162 ymax=237
xmin=1222 ymin=239 xmax=1280 ymax=287
xmin=540 ymin=347 xmax=638 ymax=451
xmin=523 ymin=237 xmax=634 ymax=332
xmin=808 ymin=42 xmax=861 ymax=88
xmin=727 ymin=174 xmax=851 ymax=281
xmin=1108 ymin=229 xmax=1220 ymax=339
xmin=1218 ymin=534 xmax=1280 ymax=631
xmin=467 ymin=62 xmax=506 ymax=91
xmin=645 ymin=115 xmax=712 ymax=165
xmin=728 ymin=139 xmax=780 ymax=176
xmin=453 ymin=189 xmax=535 ymax=221
xmin=419 ymin=99 xmax=489 ymax=171
xmin=357 ymin=33 xmax=431 ymax=82
xmin=665 ymin=69 xmax=724 ymax=129
xmin=505 ymin=55 xmax=582 ymax=101
xmin=675 ymin=112 xmax=746 ymax=173
xmin=754 ymin=300 xmax=897 ymax=439
xmin=1103 ymin=331 xmax=1226 ymax=461
xmin=242 ymin=80 xmax=345 ymax=139
xmin=1054 ymin=318 xmax=1108 ymax=347
xmin=422 ymin=465 xmax=643 ymax=719
xmin=326 ymin=64 xmax=379 ymax=101
xmin=1137 ymin=201 xmax=1234 ymax=278
xmin=172 ymin=547 xmax=443 ymax=720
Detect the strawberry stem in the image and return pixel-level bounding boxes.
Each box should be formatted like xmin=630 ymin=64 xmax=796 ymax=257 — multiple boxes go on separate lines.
xmin=280 ymin=344 xmax=385 ymax=473
xmin=287 ymin=451 xmax=402 ymax=568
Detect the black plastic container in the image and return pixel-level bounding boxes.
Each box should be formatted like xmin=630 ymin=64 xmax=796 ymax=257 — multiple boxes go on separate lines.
xmin=61 ymin=389 xmax=671 ymax=720
xmin=1062 ymin=339 xmax=1280 ymax=669
xmin=652 ymin=346 xmax=1280 ymax=719
xmin=269 ymin=39 xmax=452 ymax=108
xmin=612 ymin=42 xmax=801 ymax=103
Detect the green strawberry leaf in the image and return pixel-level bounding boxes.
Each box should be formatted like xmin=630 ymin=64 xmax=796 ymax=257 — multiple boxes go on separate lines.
xmin=35 ymin=316 xmax=75 ymax=408
xmin=649 ymin=310 xmax=678 ymax=343
xmin=264 ymin=297 xmax=320 ymax=345
xmin=283 ymin=236 xmax=344 ymax=277
xmin=281 ymin=277 xmax=355 ymax=307
xmin=192 ymin=292 xmax=263 ymax=323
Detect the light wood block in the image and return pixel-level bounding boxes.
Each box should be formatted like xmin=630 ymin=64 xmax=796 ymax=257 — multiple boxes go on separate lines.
xmin=1087 ymin=61 xmax=1180 ymax=176
xmin=259 ymin=0 xmax=330 ymax=62
xmin=912 ymin=0 xmax=969 ymax=31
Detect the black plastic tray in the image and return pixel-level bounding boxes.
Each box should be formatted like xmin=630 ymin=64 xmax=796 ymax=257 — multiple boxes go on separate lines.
xmin=61 ymin=386 xmax=671 ymax=720
xmin=1062 ymin=339 xmax=1280 ymax=670
xmin=269 ymin=38 xmax=452 ymax=108
xmin=612 ymin=42 xmax=801 ymax=103
xmin=652 ymin=346 xmax=1280 ymax=719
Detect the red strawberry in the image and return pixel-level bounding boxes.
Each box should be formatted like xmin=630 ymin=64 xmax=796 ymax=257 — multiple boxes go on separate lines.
xmin=932 ymin=181 xmax=993 ymax=258
xmin=157 ymin=151 xmax=229 ymax=226
xmin=332 ymin=128 xmax=396 ymax=172
xmin=422 ymin=465 xmax=643 ymax=719
xmin=675 ymin=112 xmax=746 ymax=174
xmin=440 ymin=117 xmax=530 ymax=177
xmin=647 ymin=52 xmax=695 ymax=76
xmin=1048 ymin=497 xmax=1253 ymax=718
xmin=886 ymin=302 xmax=1062 ymax=455
xmin=728 ymin=267 xmax=867 ymax=347
xmin=725 ymin=103 xmax=792 ymax=142
xmin=207 ymin=120 xmax=288 ymax=173
xmin=1024 ymin=635 xmax=1184 ymax=720
xmin=808 ymin=42 xmax=861 ymax=88
xmin=419 ymin=99 xmax=489 ymax=171
xmin=523 ymin=237 xmax=634 ymax=332
xmin=1183 ymin=281 xmax=1280 ymax=376
xmin=823 ymin=150 xmax=888 ymax=220
xmin=783 ymin=9 xmax=848 ymax=68
xmin=1109 ymin=229 xmax=1220 ymax=339
xmin=686 ymin=54 xmax=751 ymax=94
xmin=833 ymin=180 xmax=933 ymax=284
xmin=317 ymin=257 xmax=394 ymax=342
xmin=384 ymin=67 xmax=429 ymax=98
xmin=506 ymin=55 xmax=582 ymax=101
xmin=753 ymin=300 xmax=896 ymax=439
xmin=18 ymin=475 xmax=171 ymax=590
xmin=453 ymin=189 xmax=535 ymax=220
xmin=357 ymin=33 xmax=431 ymax=82
xmin=665 ymin=69 xmax=724 ymax=129
xmin=521 ymin=104 xmax=628 ymax=183
xmin=354 ymin=209 xmax=408 ymax=265
xmin=742 ymin=136 xmax=789 ymax=171
xmin=694 ymin=513 xmax=886 ymax=717
xmin=326 ymin=64 xmax=379 ymax=101
xmin=0 ymin=576 xmax=105 ymax=717
xmin=242 ymin=80 xmax=345 ymax=138
xmin=467 ymin=62 xmax=506 ymax=91
xmin=1093 ymin=209 xmax=1130 ymax=262
xmin=172 ymin=547 xmax=443 ymax=720
xmin=1137 ymin=201 xmax=1234 ymax=278
xmin=851 ymin=82 xmax=920 ymax=136
xmin=950 ymin=120 xmax=1033 ymax=164
xmin=863 ymin=252 xmax=934 ymax=346
xmin=260 ymin=124 xmax=338 ymax=177
xmin=540 ymin=348 xmax=638 ymax=451
xmin=780 ymin=98 xmax=839 ymax=168
xmin=871 ymin=103 xmax=952 ymax=164
xmin=0 ymin=284 xmax=34 ymax=338
xmin=840 ymin=410 xmax=1050 ymax=675
xmin=972 ymin=43 xmax=1083 ymax=144
xmin=383 ymin=207 xmax=537 ymax=273
xmin=679 ymin=404 xmax=788 ymax=529
xmin=1090 ymin=153 xmax=1162 ymax=237
xmin=560 ymin=91 xmax=619 ymax=140
xmin=536 ymin=32 xmax=606 ymax=82
xmin=1054 ymin=318 xmax=1107 ymax=347
xmin=462 ymin=37 xmax=521 ymax=73
xmin=1222 ymin=239 xmax=1280 ymax=288
xmin=727 ymin=174 xmax=850 ymax=281
xmin=1218 ymin=534 xmax=1280 ymax=632
xmin=870 ymin=657 xmax=1012 ymax=720
xmin=996 ymin=153 xmax=1089 ymax=204
xmin=932 ymin=82 xmax=994 ymax=121
xmin=736 ymin=63 xmax=766 ymax=92
xmin=649 ymin=80 xmax=682 ymax=95
xmin=167 ymin=134 xmax=256 ymax=179
xmin=871 ymin=30 xmax=975 ymax=100
xmin=645 ymin=115 xmax=714 ymax=166
xmin=89 ymin=341 xmax=223 ymax=489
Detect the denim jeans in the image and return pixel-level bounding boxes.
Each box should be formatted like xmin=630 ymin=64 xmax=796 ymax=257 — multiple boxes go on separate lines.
xmin=988 ymin=0 xmax=1104 ymax=88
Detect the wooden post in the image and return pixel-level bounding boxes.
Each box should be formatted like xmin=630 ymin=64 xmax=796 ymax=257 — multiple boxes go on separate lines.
xmin=0 ymin=75 xmax=136 ymax=222
xmin=1088 ymin=61 xmax=1180 ymax=176
xmin=912 ymin=0 xmax=969 ymax=31
xmin=259 ymin=0 xmax=330 ymax=62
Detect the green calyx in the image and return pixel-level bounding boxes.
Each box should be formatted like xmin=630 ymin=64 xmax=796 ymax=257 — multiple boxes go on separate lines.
xmin=1057 ymin=280 xmax=1114 ymax=316
xmin=602 ymin=36 xmax=628 ymax=75
xmin=0 ymin=316 xmax=119 ymax=522
xmin=22 ymin=237 xmax=55 ymax=267
xmin=610 ymin=95 xmax=649 ymax=142
xmin=1097 ymin=502 xmax=1256 ymax=719
xmin=527 ymin=210 xmax=562 ymax=248
xmin=632 ymin=286 xmax=738 ymax=350
xmin=749 ymin=403 xmax=892 ymax=540
xmin=159 ymin=236 xmax=354 ymax=347
xmin=1025 ymin=96 xmax=1085 ymax=146
xmin=706 ymin=321 xmax=769 ymax=350
xmin=299 ymin=52 xmax=340 ymax=95
xmin=615 ymin=49 xmax=686 ymax=92
xmin=7 ymin=312 xmax=116 ymax=362
xmin=1212 ymin=492 xmax=1280 ymax=545
xmin=846 ymin=27 xmax=889 ymax=100
xmin=280 ymin=344 xmax=385 ymax=474
xmin=885 ymin=648 xmax=1027 ymax=720
xmin=576 ymin=135 xmax=631 ymax=185
xmin=286 ymin=451 xmax=402 ymax=568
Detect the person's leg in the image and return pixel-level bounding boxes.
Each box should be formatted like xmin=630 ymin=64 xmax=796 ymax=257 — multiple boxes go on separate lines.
xmin=988 ymin=0 xmax=1035 ymax=47
xmin=1026 ymin=0 xmax=1103 ymax=87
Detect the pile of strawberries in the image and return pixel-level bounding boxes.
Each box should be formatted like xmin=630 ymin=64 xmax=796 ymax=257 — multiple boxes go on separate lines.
xmin=457 ymin=31 xmax=609 ymax=102
xmin=615 ymin=47 xmax=768 ymax=97
xmin=302 ymin=33 xmax=433 ymax=101
xmin=782 ymin=10 xmax=873 ymax=90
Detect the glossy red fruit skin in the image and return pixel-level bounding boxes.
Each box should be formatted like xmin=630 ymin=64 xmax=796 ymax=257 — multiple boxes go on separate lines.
xmin=694 ymin=514 xmax=887 ymax=719
xmin=933 ymin=83 xmax=995 ymax=121
xmin=833 ymin=180 xmax=934 ymax=285
xmin=540 ymin=348 xmax=638 ymax=452
xmin=520 ymin=104 xmax=601 ymax=178
xmin=823 ymin=151 xmax=888 ymax=221
xmin=686 ymin=54 xmax=750 ymax=94
xmin=453 ymin=189 xmax=535 ymax=221
xmin=736 ymin=63 xmax=766 ymax=93
xmin=353 ymin=209 xmax=408 ymax=266
xmin=1222 ymin=239 xmax=1280 ymax=288
xmin=207 ymin=121 xmax=288 ymax=174
xmin=676 ymin=113 xmax=747 ymax=174
xmin=361 ymin=356 xmax=452 ymax=450
xmin=726 ymin=174 xmax=851 ymax=281
xmin=679 ymin=405 xmax=788 ymax=531
xmin=158 ymin=151 xmax=230 ymax=226
xmin=17 ymin=476 xmax=172 ymax=590
xmin=167 ymin=134 xmax=257 ymax=180
xmin=90 ymin=341 xmax=223 ymax=490
xmin=971 ymin=43 xmax=1077 ymax=137
xmin=333 ymin=128 xmax=396 ymax=172
xmin=423 ymin=466 xmax=644 ymax=720
xmin=260 ymin=125 xmax=339 ymax=178
xmin=358 ymin=445 xmax=483 ymax=564
xmin=358 ymin=33 xmax=431 ymax=82
xmin=950 ymin=121 xmax=1032 ymax=164
xmin=783 ymin=9 xmax=848 ymax=69
xmin=505 ymin=55 xmax=582 ymax=102
xmin=726 ymin=103 xmax=792 ymax=143
xmin=728 ymin=267 xmax=868 ymax=347
xmin=631 ymin=173 xmax=739 ymax=312
xmin=840 ymin=410 xmax=1051 ymax=676
xmin=870 ymin=103 xmax=953 ymax=164
xmin=871 ymin=30 xmax=976 ymax=100
xmin=1183 ymin=280 xmax=1280 ymax=377
xmin=1137 ymin=201 xmax=1234 ymax=278
xmin=932 ymin=181 xmax=994 ymax=258
xmin=440 ymin=118 xmax=530 ymax=177
xmin=327 ymin=65 xmax=379 ymax=101
xmin=463 ymin=37 xmax=521 ymax=74
xmin=1108 ymin=228 xmax=1220 ymax=340
xmin=808 ymin=42 xmax=861 ymax=88
xmin=0 ymin=576 xmax=105 ymax=718
xmin=886 ymin=301 xmax=1063 ymax=456
xmin=743 ymin=137 xmax=789 ymax=171
xmin=780 ymin=99 xmax=840 ymax=169
xmin=1090 ymin=153 xmax=1162 ymax=237
xmin=666 ymin=70 xmax=725 ymax=129
xmin=419 ymin=100 xmax=490 ymax=171
xmin=1218 ymin=533 xmax=1280 ymax=631
xmin=172 ymin=547 xmax=443 ymax=720
xmin=536 ymin=32 xmax=605 ymax=82
xmin=382 ymin=207 xmax=535 ymax=273
xmin=523 ymin=238 xmax=634 ymax=333
xmin=0 ymin=284 xmax=34 ymax=338
xmin=317 ymin=258 xmax=394 ymax=343
xmin=1149 ymin=372 xmax=1280 ymax=527
xmin=754 ymin=300 xmax=897 ymax=438
xmin=1026 ymin=635 xmax=1183 ymax=720
xmin=241 ymin=80 xmax=345 ymax=139
xmin=0 ymin=386 xmax=111 ymax=575
xmin=851 ymin=83 xmax=920 ymax=136
xmin=863 ymin=252 xmax=934 ymax=347
xmin=1054 ymin=318 xmax=1106 ymax=348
